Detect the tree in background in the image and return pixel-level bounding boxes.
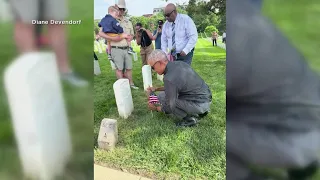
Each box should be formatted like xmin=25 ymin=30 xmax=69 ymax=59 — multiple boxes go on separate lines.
xmin=187 ymin=0 xmax=225 ymax=33
xmin=205 ymin=25 xmax=218 ymax=35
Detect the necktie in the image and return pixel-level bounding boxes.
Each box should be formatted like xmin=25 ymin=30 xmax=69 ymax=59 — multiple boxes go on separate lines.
xmin=171 ymin=22 xmax=176 ymax=57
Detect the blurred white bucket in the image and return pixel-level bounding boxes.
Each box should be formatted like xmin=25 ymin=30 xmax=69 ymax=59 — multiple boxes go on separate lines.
xmin=113 ymin=79 xmax=134 ymax=119
xmin=142 ymin=65 xmax=153 ymax=91
xmin=97 ymin=118 xmax=118 ymax=151
xmin=4 ymin=52 xmax=72 ymax=180
xmin=94 ymin=59 xmax=101 ymax=75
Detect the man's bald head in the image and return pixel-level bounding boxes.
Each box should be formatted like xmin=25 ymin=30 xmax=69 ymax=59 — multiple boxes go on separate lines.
xmin=164 ymin=3 xmax=177 ymax=22
xmin=165 ymin=3 xmax=176 ymax=12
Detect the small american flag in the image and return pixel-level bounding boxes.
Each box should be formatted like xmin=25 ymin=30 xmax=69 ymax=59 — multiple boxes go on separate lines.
xmin=149 ymin=91 xmax=161 ymax=104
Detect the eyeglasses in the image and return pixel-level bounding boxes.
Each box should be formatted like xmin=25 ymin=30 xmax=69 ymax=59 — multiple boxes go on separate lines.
xmin=119 ymin=8 xmax=126 ymax=11
xmin=164 ymin=10 xmax=175 ymax=17
xmin=151 ymin=61 xmax=160 ymax=70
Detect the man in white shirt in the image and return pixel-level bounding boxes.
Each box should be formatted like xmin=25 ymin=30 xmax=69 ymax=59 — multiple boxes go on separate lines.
xmin=222 ymin=31 xmax=226 ymax=44
xmin=161 ymin=3 xmax=198 ymax=65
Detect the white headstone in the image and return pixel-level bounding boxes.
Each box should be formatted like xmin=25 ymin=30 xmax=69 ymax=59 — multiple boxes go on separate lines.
xmin=142 ymin=65 xmax=153 ymax=91
xmin=4 ymin=52 xmax=72 ymax=180
xmin=94 ymin=59 xmax=101 ymax=75
xmin=97 ymin=118 xmax=118 ymax=150
xmin=113 ymin=79 xmax=134 ymax=119
xmin=94 ymin=41 xmax=102 ymax=53
xmin=157 ymin=74 xmax=164 ymax=82
xmin=132 ymin=52 xmax=138 ymax=61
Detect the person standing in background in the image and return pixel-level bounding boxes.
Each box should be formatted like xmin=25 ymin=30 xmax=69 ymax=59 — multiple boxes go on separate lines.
xmin=152 ymin=20 xmax=163 ymax=50
xmin=161 ymin=3 xmax=198 ymax=65
xmin=135 ymin=23 xmax=154 ymax=66
xmin=212 ymin=31 xmax=218 ymax=46
xmin=222 ymin=31 xmax=226 ymax=44
xmin=99 ymin=0 xmax=139 ymax=89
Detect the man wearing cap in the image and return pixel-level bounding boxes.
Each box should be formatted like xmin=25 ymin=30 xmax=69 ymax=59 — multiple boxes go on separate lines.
xmin=99 ymin=0 xmax=139 ymax=89
xmin=161 ymin=3 xmax=198 ymax=65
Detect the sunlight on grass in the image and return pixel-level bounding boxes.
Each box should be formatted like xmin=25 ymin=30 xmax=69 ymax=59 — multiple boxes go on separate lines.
xmin=94 ymin=38 xmax=226 ymax=179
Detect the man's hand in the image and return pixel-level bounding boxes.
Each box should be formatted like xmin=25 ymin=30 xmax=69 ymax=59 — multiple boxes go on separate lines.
xmin=112 ymin=35 xmax=122 ymax=42
xmin=148 ymin=103 xmax=157 ymax=111
xmin=147 ymin=86 xmax=156 ymax=93
xmin=180 ymin=51 xmax=187 ymax=56
xmin=157 ymin=28 xmax=162 ymax=33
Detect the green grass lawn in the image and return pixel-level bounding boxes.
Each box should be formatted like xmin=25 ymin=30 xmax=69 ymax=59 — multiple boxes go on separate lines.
xmin=0 ymin=0 xmax=93 ymax=179
xmin=263 ymin=1 xmax=320 ymax=73
xmin=94 ymin=38 xmax=226 ymax=179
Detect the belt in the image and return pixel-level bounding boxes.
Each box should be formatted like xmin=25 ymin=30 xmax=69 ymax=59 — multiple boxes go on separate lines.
xmin=111 ymin=46 xmax=128 ymax=50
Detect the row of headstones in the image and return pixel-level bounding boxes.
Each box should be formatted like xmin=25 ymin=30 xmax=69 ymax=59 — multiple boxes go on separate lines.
xmin=96 ymin=65 xmax=163 ymax=151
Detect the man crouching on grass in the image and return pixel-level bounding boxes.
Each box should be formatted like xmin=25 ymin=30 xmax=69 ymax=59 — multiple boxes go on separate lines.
xmin=146 ymin=49 xmax=212 ymax=127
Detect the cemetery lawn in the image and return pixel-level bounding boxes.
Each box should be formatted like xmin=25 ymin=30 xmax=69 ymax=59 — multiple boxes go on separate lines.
xmin=94 ymin=38 xmax=226 ymax=179
xmin=0 ymin=0 xmax=93 ymax=179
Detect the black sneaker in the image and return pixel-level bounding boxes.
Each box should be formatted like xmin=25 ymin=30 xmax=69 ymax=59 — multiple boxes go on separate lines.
xmin=287 ymin=161 xmax=318 ymax=180
xmin=199 ymin=111 xmax=209 ymax=119
xmin=108 ymin=54 xmax=113 ymax=60
xmin=176 ymin=116 xmax=198 ymax=127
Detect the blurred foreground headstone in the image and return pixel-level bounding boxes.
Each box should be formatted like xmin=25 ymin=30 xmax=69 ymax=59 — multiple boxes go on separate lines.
xmin=4 ymin=52 xmax=72 ymax=180
xmin=97 ymin=118 xmax=118 ymax=150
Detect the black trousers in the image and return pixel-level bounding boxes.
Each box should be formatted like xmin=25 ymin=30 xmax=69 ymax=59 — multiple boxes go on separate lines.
xmin=212 ymin=38 xmax=217 ymax=46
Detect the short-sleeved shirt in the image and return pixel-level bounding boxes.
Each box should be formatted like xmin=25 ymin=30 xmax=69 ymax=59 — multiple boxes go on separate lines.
xmin=110 ymin=17 xmax=134 ymax=47
xmin=98 ymin=14 xmax=123 ymax=34
xmin=153 ymin=30 xmax=162 ymax=49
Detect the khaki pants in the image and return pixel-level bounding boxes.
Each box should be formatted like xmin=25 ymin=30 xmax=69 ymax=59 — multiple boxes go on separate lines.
xmin=140 ymin=43 xmax=154 ymax=66
xmin=111 ymin=47 xmax=132 ymax=70
xmin=9 ymin=0 xmax=68 ymax=23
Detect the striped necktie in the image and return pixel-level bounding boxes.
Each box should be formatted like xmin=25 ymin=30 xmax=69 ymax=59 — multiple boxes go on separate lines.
xmin=171 ymin=22 xmax=176 ymax=56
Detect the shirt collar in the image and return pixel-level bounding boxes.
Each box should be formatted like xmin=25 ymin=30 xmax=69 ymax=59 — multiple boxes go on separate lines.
xmin=164 ymin=61 xmax=171 ymax=74
xmin=172 ymin=13 xmax=180 ymax=25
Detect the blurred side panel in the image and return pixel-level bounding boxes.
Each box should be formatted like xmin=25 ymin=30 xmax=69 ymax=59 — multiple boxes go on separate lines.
xmin=0 ymin=0 xmax=94 ymax=179
xmin=226 ymin=0 xmax=320 ymax=179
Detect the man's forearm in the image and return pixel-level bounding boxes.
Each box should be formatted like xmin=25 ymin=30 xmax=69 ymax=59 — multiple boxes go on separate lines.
xmin=156 ymin=87 xmax=165 ymax=91
xmin=99 ymin=30 xmax=123 ymax=42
